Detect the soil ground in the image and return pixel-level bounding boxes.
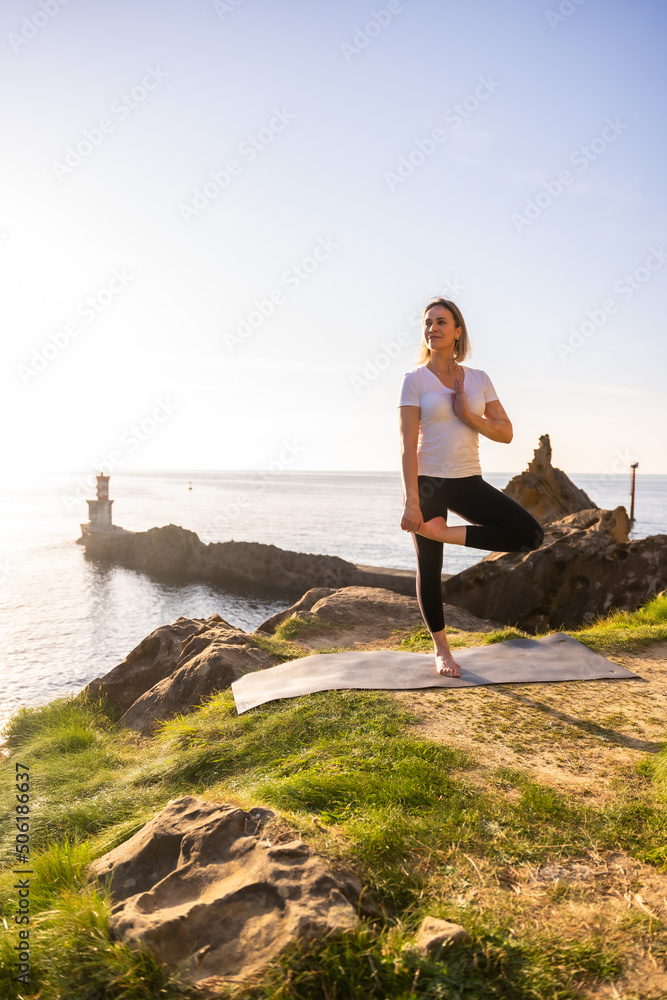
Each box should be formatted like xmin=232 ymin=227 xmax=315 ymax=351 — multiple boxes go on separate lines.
xmin=293 ymin=621 xmax=667 ymax=999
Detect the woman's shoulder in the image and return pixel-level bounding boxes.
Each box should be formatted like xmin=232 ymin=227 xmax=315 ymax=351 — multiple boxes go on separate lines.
xmin=462 ymin=365 xmax=493 ymax=382
xmin=397 ymin=365 xmax=430 ymax=405
xmin=462 ymin=365 xmax=499 ymax=398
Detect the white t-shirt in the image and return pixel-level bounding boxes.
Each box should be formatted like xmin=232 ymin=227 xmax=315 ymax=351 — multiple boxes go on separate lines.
xmin=397 ymin=364 xmax=499 ymax=477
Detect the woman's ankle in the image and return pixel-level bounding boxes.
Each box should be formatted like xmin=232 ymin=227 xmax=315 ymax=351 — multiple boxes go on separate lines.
xmin=431 ymin=628 xmax=451 ymax=653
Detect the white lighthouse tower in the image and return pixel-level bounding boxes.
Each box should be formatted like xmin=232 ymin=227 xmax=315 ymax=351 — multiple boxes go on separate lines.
xmin=85 ymin=474 xmax=114 ymax=530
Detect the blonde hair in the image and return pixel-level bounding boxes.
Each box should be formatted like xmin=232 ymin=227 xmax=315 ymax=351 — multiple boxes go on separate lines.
xmin=415 ymin=298 xmax=471 ymax=365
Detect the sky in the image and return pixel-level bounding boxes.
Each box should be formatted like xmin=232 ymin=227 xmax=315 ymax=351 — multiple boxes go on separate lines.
xmin=2 ymin=0 xmax=666 ymax=477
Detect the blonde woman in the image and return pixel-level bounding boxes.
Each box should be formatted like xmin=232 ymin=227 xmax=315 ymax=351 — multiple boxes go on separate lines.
xmin=398 ymin=298 xmax=544 ymax=677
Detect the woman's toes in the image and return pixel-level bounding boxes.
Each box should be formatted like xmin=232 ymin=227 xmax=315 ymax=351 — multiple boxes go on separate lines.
xmin=435 ymin=652 xmax=461 ymax=678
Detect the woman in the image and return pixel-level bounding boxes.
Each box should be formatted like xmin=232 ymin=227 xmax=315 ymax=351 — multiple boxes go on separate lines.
xmin=398 ymin=298 xmax=544 ymax=678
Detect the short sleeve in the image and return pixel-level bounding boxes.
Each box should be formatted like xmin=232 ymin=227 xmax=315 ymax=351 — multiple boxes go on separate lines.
xmin=397 ymin=371 xmax=420 ymax=407
xmin=482 ymin=371 xmax=499 ymax=402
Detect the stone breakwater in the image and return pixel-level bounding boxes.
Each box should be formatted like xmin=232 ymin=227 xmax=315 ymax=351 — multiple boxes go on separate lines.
xmin=78 ymin=522 xmax=419 ymax=597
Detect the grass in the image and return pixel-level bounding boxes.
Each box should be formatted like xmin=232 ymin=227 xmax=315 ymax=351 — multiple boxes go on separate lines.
xmin=400 ymin=625 xmax=529 ymax=650
xmin=0 ymin=596 xmax=666 ymax=998
xmin=569 ymin=591 xmax=667 ymax=654
xmin=398 ymin=591 xmax=667 ymax=656
xmin=225 ymin=923 xmax=624 ymax=1000
xmin=653 ymin=744 xmax=667 ymax=807
xmin=273 ymin=613 xmax=338 ymax=642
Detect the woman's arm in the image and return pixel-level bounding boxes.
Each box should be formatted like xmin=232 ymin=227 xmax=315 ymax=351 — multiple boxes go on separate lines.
xmin=452 ymin=380 xmax=513 ymax=444
xmin=399 ymin=405 xmax=424 ymax=531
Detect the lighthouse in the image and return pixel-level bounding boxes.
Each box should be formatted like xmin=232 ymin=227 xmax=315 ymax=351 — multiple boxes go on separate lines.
xmin=78 ymin=473 xmax=130 ymax=549
xmin=85 ymin=474 xmax=114 ymax=530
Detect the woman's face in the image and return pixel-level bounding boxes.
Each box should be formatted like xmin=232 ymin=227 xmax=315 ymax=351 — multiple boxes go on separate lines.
xmin=423 ymin=306 xmax=461 ymax=352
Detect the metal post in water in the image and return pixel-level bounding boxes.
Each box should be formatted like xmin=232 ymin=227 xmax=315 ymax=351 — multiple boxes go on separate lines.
xmin=629 ymin=462 xmax=638 ymax=523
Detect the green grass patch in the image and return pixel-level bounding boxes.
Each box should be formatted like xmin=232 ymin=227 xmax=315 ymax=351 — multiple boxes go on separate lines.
xmin=248 ymin=631 xmax=315 ymax=662
xmin=399 ymin=625 xmax=529 ymax=651
xmin=33 ymin=885 xmax=196 ymax=1000
xmin=653 ymin=743 xmax=667 ymax=800
xmin=2 ymin=594 xmax=666 ymax=997
xmin=0 ymin=694 xmax=163 ymax=858
xmin=399 ymin=592 xmax=667 ymax=656
xmin=273 ymin=613 xmax=339 ymax=641
xmin=568 ymin=592 xmax=667 ymax=654
xmin=225 ymin=923 xmax=623 ymax=1000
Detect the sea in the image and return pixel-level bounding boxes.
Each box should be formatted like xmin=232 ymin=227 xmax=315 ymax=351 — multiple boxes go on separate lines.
xmin=1 ymin=469 xmax=665 ymax=731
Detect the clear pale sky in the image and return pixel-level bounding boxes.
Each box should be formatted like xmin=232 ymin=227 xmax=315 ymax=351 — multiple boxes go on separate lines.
xmin=2 ymin=0 xmax=665 ymax=476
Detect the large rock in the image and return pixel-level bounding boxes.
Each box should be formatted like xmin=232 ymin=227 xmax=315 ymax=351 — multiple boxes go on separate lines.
xmin=84 ymin=614 xmax=235 ymax=712
xmin=305 ymin=586 xmax=501 ymax=633
xmin=503 ymin=434 xmax=597 ymax=525
xmin=84 ymin=614 xmax=280 ymax=734
xmin=119 ymin=635 xmax=278 ymax=735
xmin=444 ymin=507 xmax=667 ymax=632
xmin=255 ymin=587 xmax=337 ymax=633
xmin=89 ymin=796 xmax=360 ymax=989
xmin=260 ymin=585 xmax=504 ymax=651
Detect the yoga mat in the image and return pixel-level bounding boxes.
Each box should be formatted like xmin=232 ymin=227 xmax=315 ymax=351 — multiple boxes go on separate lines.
xmin=232 ymin=633 xmax=640 ymax=714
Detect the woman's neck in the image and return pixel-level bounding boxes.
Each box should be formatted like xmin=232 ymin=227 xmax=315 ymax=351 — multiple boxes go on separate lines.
xmin=428 ymin=349 xmax=458 ymax=373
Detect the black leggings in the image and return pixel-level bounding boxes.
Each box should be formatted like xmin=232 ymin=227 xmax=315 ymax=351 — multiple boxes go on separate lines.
xmin=412 ymin=475 xmax=544 ymax=633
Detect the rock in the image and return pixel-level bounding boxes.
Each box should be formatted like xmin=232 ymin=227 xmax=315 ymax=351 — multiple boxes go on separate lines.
xmin=413 ymin=916 xmax=470 ymax=955
xmin=83 ymin=612 xmax=281 ymax=733
xmin=444 ymin=507 xmax=667 ymax=632
xmin=545 ymin=506 xmax=630 ymax=544
xmin=503 ymin=434 xmax=597 ymax=525
xmin=255 ymin=587 xmax=337 ymax=633
xmin=119 ymin=636 xmax=279 ymax=735
xmin=305 ymin=586 xmax=503 ymax=634
xmin=271 ymin=586 xmax=504 ymax=652
xmin=84 ymin=614 xmax=235 ymax=712
xmin=89 ymin=796 xmax=360 ymax=988
xmin=79 ymin=523 xmax=369 ymax=596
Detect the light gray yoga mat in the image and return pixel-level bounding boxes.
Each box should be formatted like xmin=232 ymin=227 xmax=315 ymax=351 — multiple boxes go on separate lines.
xmin=232 ymin=632 xmax=640 ymax=713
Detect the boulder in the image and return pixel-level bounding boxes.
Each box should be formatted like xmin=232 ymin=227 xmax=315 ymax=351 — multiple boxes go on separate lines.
xmin=413 ymin=916 xmax=470 ymax=956
xmin=444 ymin=507 xmax=667 ymax=632
xmin=83 ymin=612 xmax=281 ymax=733
xmin=89 ymin=796 xmax=360 ymax=989
xmin=503 ymin=434 xmax=597 ymax=525
xmin=255 ymin=587 xmax=337 ymax=633
xmin=303 ymin=586 xmax=503 ymax=635
xmin=119 ymin=636 xmax=278 ymax=735
xmin=261 ymin=586 xmax=504 ymax=653
xmin=84 ymin=614 xmax=234 ymax=712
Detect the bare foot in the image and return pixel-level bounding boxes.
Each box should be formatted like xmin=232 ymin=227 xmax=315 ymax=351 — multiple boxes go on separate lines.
xmin=435 ymin=648 xmax=461 ymax=678
xmin=415 ymin=518 xmax=467 ymax=545
xmin=415 ymin=516 xmax=449 ymax=542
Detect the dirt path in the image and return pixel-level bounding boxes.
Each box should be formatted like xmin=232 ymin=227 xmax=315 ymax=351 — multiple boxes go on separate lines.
xmin=300 ymin=619 xmax=666 ymax=807
xmin=391 ymin=641 xmax=666 ymax=805
xmin=391 ymin=639 xmax=667 ymax=1000
xmin=294 ymin=624 xmax=667 ymax=996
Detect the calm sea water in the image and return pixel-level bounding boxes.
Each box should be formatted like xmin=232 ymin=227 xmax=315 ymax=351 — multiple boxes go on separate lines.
xmin=1 ymin=469 xmax=664 ymax=728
